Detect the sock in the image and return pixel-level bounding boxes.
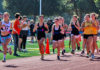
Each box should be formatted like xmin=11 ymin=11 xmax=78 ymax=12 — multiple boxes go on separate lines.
xmin=3 ymin=54 xmax=6 ymax=60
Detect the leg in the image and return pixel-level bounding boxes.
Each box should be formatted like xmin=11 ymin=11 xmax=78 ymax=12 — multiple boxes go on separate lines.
xmin=81 ymin=38 xmax=86 ymax=55
xmin=38 ymin=38 xmax=45 ymax=60
xmin=86 ymin=36 xmax=93 ymax=57
xmin=93 ymin=36 xmax=98 ymax=53
xmin=71 ymin=35 xmax=76 ymax=54
xmin=23 ymin=35 xmax=27 ymax=49
xmin=13 ymin=34 xmax=19 ymax=56
xmin=18 ymin=38 xmax=22 ymax=51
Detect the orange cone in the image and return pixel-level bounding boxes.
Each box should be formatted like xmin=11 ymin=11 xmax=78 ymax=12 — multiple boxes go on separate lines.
xmin=45 ymin=38 xmax=50 ymax=54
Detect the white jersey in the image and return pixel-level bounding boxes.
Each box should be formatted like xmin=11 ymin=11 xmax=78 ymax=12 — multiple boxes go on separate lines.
xmin=1 ymin=20 xmax=11 ymax=32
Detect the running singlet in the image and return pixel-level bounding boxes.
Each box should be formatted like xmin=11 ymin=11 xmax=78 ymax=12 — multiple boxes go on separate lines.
xmin=53 ymin=25 xmax=62 ymax=41
xmin=92 ymin=21 xmax=98 ymax=35
xmin=37 ymin=23 xmax=46 ymax=40
xmin=71 ymin=22 xmax=79 ymax=35
xmin=1 ymin=20 xmax=11 ymax=33
xmin=83 ymin=22 xmax=93 ymax=35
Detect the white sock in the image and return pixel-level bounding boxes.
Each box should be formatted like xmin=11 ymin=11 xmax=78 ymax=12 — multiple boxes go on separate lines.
xmin=3 ymin=54 xmax=6 ymax=60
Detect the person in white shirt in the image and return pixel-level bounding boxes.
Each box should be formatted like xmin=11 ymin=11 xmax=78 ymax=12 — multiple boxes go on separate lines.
xmin=19 ymin=16 xmax=29 ymax=52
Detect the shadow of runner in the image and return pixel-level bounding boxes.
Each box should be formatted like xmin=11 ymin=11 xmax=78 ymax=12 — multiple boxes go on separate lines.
xmin=59 ymin=59 xmax=69 ymax=61
xmin=42 ymin=59 xmax=55 ymax=61
xmin=89 ymin=56 xmax=100 ymax=61
xmin=60 ymin=55 xmax=72 ymax=57
xmin=5 ymin=65 xmax=19 ymax=68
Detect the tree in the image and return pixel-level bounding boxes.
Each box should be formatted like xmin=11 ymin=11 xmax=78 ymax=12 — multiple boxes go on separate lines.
xmin=2 ymin=0 xmax=63 ymax=16
xmin=3 ymin=0 xmax=39 ymax=16
xmin=0 ymin=0 xmax=4 ymax=12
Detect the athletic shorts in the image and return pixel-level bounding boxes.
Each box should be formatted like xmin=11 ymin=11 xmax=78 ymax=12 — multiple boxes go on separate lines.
xmin=71 ymin=34 xmax=80 ymax=38
xmin=1 ymin=34 xmax=11 ymax=43
xmin=83 ymin=34 xmax=93 ymax=39
xmin=53 ymin=40 xmax=62 ymax=42
xmin=37 ymin=34 xmax=45 ymax=40
xmin=19 ymin=30 xmax=28 ymax=38
xmin=53 ymin=34 xmax=62 ymax=41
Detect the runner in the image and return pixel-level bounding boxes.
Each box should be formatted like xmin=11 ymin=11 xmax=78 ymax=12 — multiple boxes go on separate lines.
xmin=51 ymin=17 xmax=64 ymax=60
xmin=0 ymin=12 xmax=12 ymax=62
xmin=81 ymin=14 xmax=93 ymax=58
xmin=33 ymin=15 xmax=48 ymax=60
xmin=30 ymin=20 xmax=36 ymax=43
xmin=59 ymin=17 xmax=68 ymax=55
xmin=69 ymin=15 xmax=80 ymax=54
xmin=90 ymin=13 xmax=99 ymax=59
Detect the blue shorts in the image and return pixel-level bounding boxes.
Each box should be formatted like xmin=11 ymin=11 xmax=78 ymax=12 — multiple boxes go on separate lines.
xmin=1 ymin=34 xmax=11 ymax=43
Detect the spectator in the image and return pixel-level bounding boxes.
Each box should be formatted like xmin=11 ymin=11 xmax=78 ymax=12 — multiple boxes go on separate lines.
xmin=19 ymin=16 xmax=29 ymax=52
xmin=46 ymin=19 xmax=53 ymax=44
xmin=30 ymin=19 xmax=36 ymax=43
xmin=12 ymin=13 xmax=21 ymax=56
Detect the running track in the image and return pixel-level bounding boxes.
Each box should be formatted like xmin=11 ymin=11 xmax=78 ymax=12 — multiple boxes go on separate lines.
xmin=0 ymin=52 xmax=100 ymax=70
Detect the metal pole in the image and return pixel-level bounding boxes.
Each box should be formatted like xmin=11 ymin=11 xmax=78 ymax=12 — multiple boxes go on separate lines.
xmin=40 ymin=0 xmax=42 ymax=16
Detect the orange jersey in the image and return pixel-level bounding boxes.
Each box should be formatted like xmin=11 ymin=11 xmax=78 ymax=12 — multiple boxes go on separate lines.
xmin=12 ymin=19 xmax=21 ymax=35
xmin=83 ymin=22 xmax=93 ymax=35
xmin=91 ymin=20 xmax=98 ymax=35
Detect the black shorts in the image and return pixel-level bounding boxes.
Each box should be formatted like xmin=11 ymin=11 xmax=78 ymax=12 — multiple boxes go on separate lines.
xmin=30 ymin=31 xmax=36 ymax=36
xmin=19 ymin=30 xmax=28 ymax=38
xmin=62 ymin=34 xmax=66 ymax=39
xmin=37 ymin=34 xmax=45 ymax=40
xmin=93 ymin=34 xmax=97 ymax=36
xmin=53 ymin=34 xmax=62 ymax=41
xmin=83 ymin=34 xmax=93 ymax=39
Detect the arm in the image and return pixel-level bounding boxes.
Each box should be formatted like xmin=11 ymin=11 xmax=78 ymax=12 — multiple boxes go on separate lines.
xmin=51 ymin=24 xmax=54 ymax=40
xmin=60 ymin=25 xmax=64 ymax=34
xmin=33 ymin=23 xmax=38 ymax=32
xmin=67 ymin=23 xmax=72 ymax=31
xmin=74 ymin=21 xmax=80 ymax=31
xmin=44 ymin=23 xmax=49 ymax=33
xmin=81 ymin=22 xmax=85 ymax=31
xmin=93 ymin=20 xmax=99 ymax=30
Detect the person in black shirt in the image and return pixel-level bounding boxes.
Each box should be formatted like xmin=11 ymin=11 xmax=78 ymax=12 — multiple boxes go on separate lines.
xmin=30 ymin=20 xmax=36 ymax=43
xmin=69 ymin=15 xmax=80 ymax=54
xmin=46 ymin=19 xmax=53 ymax=44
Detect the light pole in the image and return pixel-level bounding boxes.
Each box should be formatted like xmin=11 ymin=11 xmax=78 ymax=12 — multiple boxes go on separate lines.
xmin=40 ymin=0 xmax=42 ymax=16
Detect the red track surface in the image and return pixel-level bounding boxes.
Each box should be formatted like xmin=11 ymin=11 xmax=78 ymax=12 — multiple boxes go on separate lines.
xmin=0 ymin=52 xmax=100 ymax=70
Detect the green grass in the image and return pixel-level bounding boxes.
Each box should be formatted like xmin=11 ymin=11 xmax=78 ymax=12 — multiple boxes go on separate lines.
xmin=0 ymin=40 xmax=100 ymax=60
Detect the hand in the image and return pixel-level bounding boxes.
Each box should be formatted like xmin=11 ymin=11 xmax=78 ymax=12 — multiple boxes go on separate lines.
xmin=51 ymin=36 xmax=53 ymax=40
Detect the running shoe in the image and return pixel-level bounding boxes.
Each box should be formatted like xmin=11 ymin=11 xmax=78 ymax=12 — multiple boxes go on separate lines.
xmin=8 ymin=47 xmax=12 ymax=55
xmin=91 ymin=54 xmax=95 ymax=60
xmin=41 ymin=55 xmax=44 ymax=60
xmin=13 ymin=54 xmax=20 ymax=56
xmin=86 ymin=54 xmax=89 ymax=58
xmin=63 ymin=49 xmax=66 ymax=53
xmin=71 ymin=50 xmax=75 ymax=54
xmin=62 ymin=49 xmax=66 ymax=55
xmin=2 ymin=58 xmax=6 ymax=62
xmin=57 ymin=56 xmax=60 ymax=60
xmin=81 ymin=50 xmax=85 ymax=56
xmin=62 ymin=50 xmax=64 ymax=55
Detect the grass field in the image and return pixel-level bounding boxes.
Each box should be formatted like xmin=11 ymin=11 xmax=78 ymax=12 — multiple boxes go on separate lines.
xmin=0 ymin=40 xmax=100 ymax=60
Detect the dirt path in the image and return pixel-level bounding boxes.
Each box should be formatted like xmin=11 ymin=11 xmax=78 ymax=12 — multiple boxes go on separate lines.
xmin=0 ymin=52 xmax=100 ymax=70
